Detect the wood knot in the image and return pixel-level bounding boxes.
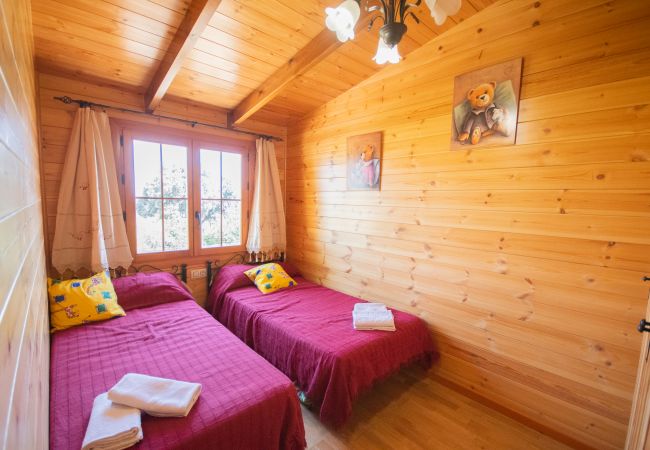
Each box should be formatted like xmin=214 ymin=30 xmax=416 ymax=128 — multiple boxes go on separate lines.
xmin=596 ymin=174 xmax=605 ymax=180
xmin=532 ymin=20 xmax=540 ymax=27
xmin=477 ymin=27 xmax=483 ymax=33
xmin=534 ymin=1 xmax=541 ymax=7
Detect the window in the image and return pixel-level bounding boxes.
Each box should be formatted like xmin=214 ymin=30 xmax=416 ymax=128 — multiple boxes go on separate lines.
xmin=199 ymin=148 xmax=242 ymax=248
xmin=133 ymin=139 xmax=189 ymax=254
xmin=122 ymin=126 xmax=250 ymax=261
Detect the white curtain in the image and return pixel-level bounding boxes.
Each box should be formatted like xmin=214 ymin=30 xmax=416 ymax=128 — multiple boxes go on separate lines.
xmin=246 ymin=138 xmax=286 ymax=259
xmin=51 ymin=107 xmax=133 ymax=273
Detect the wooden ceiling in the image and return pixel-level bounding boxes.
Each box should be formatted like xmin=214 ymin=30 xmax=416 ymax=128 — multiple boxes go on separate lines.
xmin=31 ymin=0 xmax=495 ymax=126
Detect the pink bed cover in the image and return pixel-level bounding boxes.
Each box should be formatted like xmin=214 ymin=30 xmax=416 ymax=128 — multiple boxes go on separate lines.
xmin=207 ymin=271 xmax=436 ymax=428
xmin=50 ymin=299 xmax=306 ymax=450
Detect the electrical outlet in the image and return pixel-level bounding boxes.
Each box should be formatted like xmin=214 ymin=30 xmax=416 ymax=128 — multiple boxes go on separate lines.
xmin=191 ymin=268 xmax=207 ymax=279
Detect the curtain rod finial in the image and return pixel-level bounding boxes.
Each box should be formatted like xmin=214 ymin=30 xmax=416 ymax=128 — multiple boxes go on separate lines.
xmin=54 ymin=96 xmax=73 ymax=104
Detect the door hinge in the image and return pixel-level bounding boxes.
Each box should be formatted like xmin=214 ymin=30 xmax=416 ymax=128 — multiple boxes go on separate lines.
xmin=119 ymin=134 xmax=124 ymax=146
xmin=122 ymin=211 xmax=126 ymax=221
xmin=121 ymin=174 xmax=125 ymax=184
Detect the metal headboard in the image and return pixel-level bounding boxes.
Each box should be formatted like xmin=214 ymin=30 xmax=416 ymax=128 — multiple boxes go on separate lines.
xmin=113 ymin=263 xmax=188 ymax=283
xmin=205 ymin=252 xmax=286 ymax=293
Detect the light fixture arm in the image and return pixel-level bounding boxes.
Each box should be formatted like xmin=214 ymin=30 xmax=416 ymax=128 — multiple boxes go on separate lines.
xmin=365 ymin=0 xmax=423 ymax=47
xmin=325 ymin=0 xmax=461 ymax=64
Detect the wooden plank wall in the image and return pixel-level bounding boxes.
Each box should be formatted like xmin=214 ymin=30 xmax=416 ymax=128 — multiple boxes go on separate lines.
xmin=38 ymin=72 xmax=287 ymax=305
xmin=285 ymin=0 xmax=650 ymax=448
xmin=0 ymin=0 xmax=49 ymax=448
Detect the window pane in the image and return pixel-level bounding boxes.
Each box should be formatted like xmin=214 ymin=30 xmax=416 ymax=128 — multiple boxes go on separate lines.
xmin=133 ymin=140 xmax=161 ymax=197
xmin=201 ymin=200 xmax=222 ymax=248
xmin=162 ymin=144 xmax=188 ymax=198
xmin=163 ymin=199 xmax=188 ymax=251
xmin=222 ymin=200 xmax=241 ymax=246
xmin=135 ymin=198 xmax=162 ymax=253
xmin=222 ymin=152 xmax=241 ymax=199
xmin=200 ymin=149 xmax=221 ymax=199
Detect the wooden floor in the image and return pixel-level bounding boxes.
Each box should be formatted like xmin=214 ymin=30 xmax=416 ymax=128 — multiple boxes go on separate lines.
xmin=302 ymin=368 xmax=572 ymax=450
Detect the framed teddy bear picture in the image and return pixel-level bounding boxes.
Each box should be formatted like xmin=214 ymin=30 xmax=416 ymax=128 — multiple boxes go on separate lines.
xmin=347 ymin=131 xmax=382 ymax=190
xmin=450 ymin=58 xmax=523 ymax=150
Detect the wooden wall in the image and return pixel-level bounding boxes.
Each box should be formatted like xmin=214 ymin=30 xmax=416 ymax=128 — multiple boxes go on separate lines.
xmin=0 ymin=0 xmax=49 ymax=448
xmin=38 ymin=72 xmax=287 ymax=305
xmin=285 ymin=0 xmax=650 ymax=448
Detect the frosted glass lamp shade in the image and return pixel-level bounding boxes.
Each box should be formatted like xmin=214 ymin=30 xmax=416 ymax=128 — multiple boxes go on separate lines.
xmin=372 ymin=38 xmax=401 ymax=65
xmin=325 ymin=0 xmax=361 ymax=42
xmin=424 ymin=0 xmax=462 ymax=26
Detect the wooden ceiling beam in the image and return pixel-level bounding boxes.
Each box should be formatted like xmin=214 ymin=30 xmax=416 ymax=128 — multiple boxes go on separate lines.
xmin=230 ymin=13 xmax=372 ymax=126
xmin=144 ymin=0 xmax=222 ymax=112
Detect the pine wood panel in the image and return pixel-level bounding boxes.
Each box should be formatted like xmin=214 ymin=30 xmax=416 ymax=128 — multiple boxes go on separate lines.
xmin=285 ymin=0 xmax=650 ymax=448
xmin=0 ymin=0 xmax=49 ymax=448
xmin=30 ymin=0 xmax=495 ymax=124
xmin=37 ymin=72 xmax=287 ymax=305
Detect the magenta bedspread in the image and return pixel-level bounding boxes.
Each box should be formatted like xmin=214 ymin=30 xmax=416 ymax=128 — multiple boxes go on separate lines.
xmin=207 ymin=266 xmax=436 ymax=428
xmin=50 ymin=299 xmax=306 ymax=450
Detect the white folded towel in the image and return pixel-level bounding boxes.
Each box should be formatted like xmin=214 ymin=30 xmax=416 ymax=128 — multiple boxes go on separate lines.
xmin=353 ymin=303 xmax=396 ymax=331
xmin=82 ymin=393 xmax=142 ymax=450
xmin=353 ymin=302 xmax=388 ymax=312
xmin=108 ymin=373 xmax=202 ymax=417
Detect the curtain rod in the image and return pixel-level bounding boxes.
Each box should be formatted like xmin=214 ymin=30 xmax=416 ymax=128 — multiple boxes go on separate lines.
xmin=53 ymin=96 xmax=282 ymax=142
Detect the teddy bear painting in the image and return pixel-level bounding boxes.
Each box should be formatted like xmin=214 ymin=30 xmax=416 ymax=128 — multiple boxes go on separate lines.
xmin=451 ymin=58 xmax=523 ymax=150
xmin=347 ymin=131 xmax=382 ymax=190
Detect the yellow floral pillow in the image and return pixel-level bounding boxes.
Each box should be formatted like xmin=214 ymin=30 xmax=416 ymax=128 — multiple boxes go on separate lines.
xmin=244 ymin=263 xmax=297 ymax=295
xmin=47 ymin=271 xmax=125 ymax=332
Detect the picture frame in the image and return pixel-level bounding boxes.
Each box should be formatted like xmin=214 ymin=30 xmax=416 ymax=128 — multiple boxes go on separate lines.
xmin=450 ymin=58 xmax=523 ymax=150
xmin=346 ymin=131 xmax=382 ymax=191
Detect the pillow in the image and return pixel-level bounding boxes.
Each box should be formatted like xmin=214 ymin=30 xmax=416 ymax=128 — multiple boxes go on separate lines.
xmin=206 ymin=261 xmax=302 ymax=314
xmin=47 ymin=271 xmax=125 ymax=332
xmin=111 ymin=272 xmax=193 ymax=311
xmin=244 ymin=263 xmax=297 ymax=295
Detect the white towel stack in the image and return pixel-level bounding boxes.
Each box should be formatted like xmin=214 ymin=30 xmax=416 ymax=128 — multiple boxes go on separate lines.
xmin=108 ymin=373 xmax=202 ymax=417
xmin=81 ymin=393 xmax=142 ymax=450
xmin=353 ymin=303 xmax=396 ymax=331
xmin=82 ymin=374 xmax=201 ymax=450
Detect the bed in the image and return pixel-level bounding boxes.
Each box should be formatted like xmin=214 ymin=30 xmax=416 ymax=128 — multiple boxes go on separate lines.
xmin=206 ymin=262 xmax=436 ymax=428
xmin=50 ymin=271 xmax=306 ymax=450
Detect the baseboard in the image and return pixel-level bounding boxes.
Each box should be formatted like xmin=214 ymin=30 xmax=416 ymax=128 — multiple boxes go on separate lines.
xmin=432 ymin=374 xmax=596 ymax=450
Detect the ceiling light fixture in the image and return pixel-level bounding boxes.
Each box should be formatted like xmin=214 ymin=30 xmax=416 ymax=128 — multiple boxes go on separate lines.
xmin=325 ymin=0 xmax=361 ymax=42
xmin=325 ymin=0 xmax=461 ymax=65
